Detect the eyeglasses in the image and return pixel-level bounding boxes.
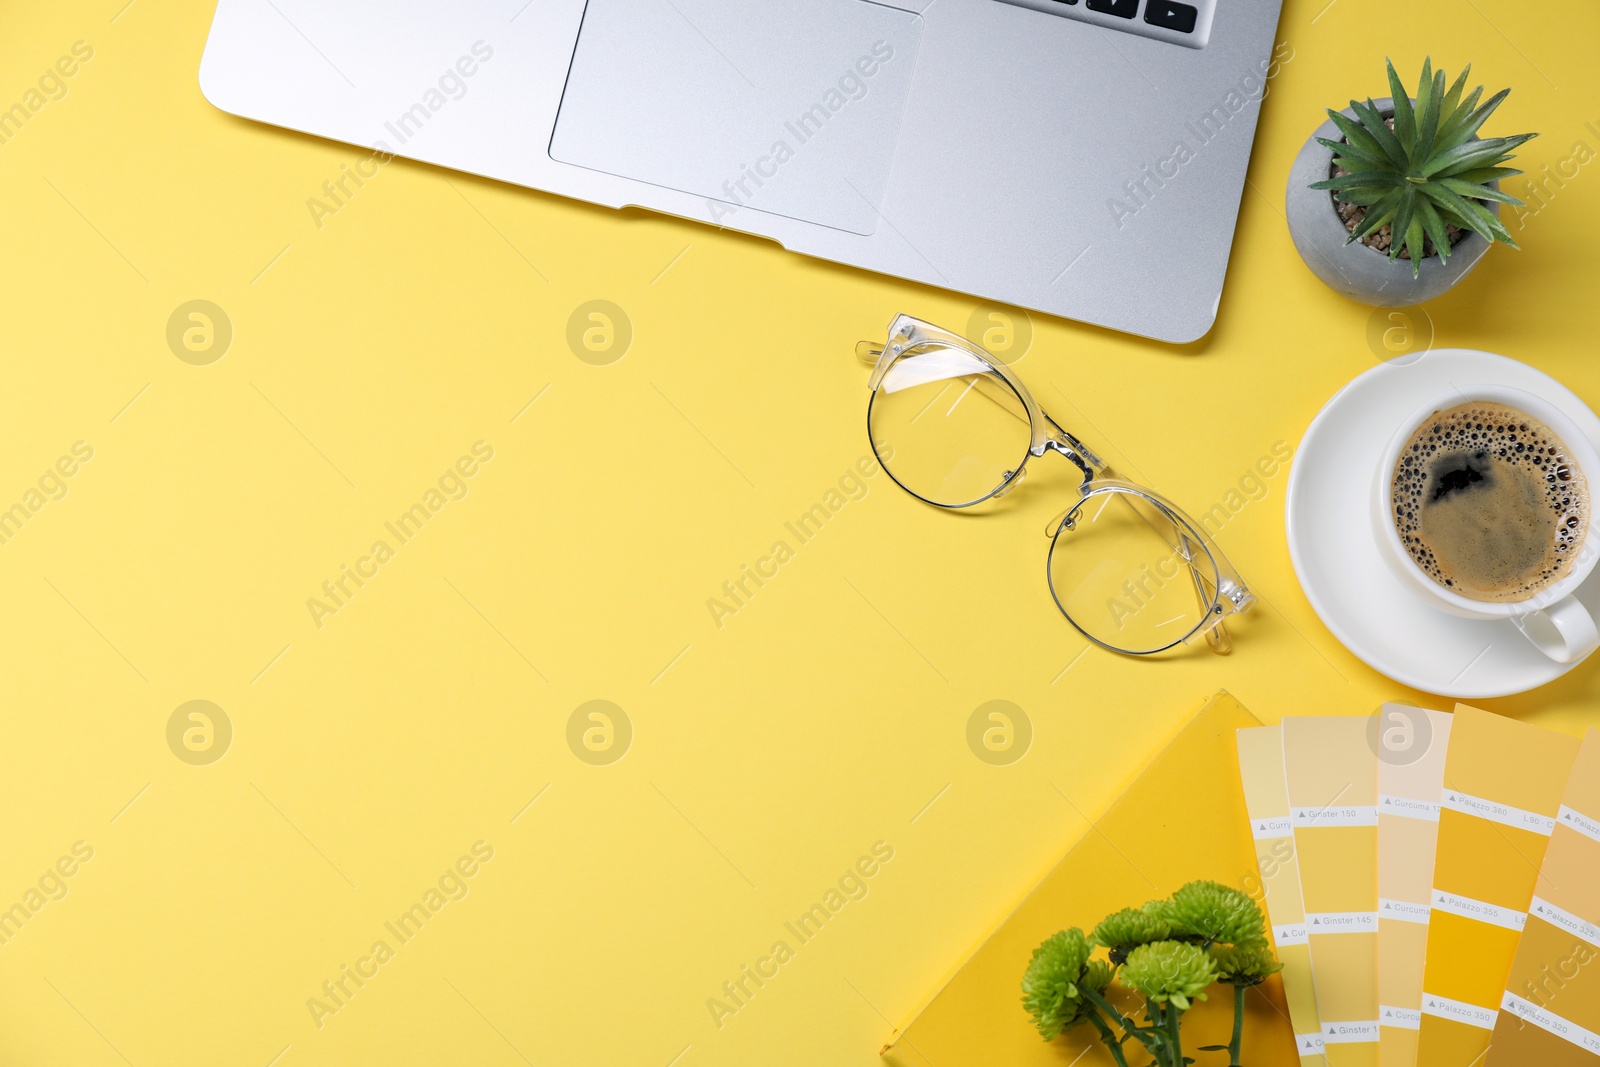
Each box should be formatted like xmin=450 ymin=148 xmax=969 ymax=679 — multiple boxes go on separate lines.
xmin=856 ymin=314 xmax=1255 ymax=656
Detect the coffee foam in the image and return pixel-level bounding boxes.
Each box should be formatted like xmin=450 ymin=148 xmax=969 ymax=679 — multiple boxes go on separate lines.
xmin=1391 ymin=401 xmax=1589 ymax=603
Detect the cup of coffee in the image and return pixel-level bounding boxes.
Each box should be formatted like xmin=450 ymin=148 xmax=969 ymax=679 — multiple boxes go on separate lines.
xmin=1374 ymin=384 xmax=1600 ymax=664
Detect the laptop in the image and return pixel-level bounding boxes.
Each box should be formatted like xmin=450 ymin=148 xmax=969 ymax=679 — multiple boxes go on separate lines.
xmin=199 ymin=0 xmax=1286 ymax=343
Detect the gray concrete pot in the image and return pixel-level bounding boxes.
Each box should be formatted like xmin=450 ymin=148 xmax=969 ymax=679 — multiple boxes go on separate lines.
xmin=1286 ymin=96 xmax=1498 ymax=307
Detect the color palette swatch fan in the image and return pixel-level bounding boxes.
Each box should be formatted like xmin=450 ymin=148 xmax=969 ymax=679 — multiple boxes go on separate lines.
xmin=1235 ymin=705 xmax=1598 ymax=1067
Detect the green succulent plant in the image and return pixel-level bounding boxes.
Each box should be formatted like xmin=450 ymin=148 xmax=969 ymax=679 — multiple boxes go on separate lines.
xmin=1310 ymin=58 xmax=1535 ymax=276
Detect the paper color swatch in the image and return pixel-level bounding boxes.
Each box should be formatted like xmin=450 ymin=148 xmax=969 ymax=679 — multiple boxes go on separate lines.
xmin=1375 ymin=705 xmax=1453 ymax=1067
xmin=1238 ymin=725 xmax=1330 ymax=1066
xmin=1414 ymin=704 xmax=1581 ymax=1067
xmin=1485 ymin=728 xmax=1600 ymax=1065
xmin=1283 ymin=717 xmax=1380 ymax=1066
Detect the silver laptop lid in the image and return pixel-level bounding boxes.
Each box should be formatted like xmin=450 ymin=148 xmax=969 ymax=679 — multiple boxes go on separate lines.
xmin=199 ymin=0 xmax=1286 ymax=343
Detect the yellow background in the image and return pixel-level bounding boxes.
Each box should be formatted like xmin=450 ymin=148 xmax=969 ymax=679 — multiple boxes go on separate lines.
xmin=2 ymin=1 xmax=1598 ymax=1065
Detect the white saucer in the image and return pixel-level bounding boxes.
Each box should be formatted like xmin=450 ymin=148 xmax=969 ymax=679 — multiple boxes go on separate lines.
xmin=1286 ymin=348 xmax=1600 ymax=698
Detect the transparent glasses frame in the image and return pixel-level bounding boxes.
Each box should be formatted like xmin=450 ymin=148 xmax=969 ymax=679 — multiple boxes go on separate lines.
xmin=858 ymin=313 xmax=1255 ymax=655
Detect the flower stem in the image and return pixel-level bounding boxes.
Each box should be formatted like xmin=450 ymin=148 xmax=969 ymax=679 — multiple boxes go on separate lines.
xmin=1165 ymin=1002 xmax=1184 ymax=1067
xmin=1082 ymin=988 xmax=1161 ymax=1060
xmin=1152 ymin=1004 xmax=1177 ymax=1067
xmin=1085 ymin=1006 xmax=1133 ymax=1067
xmin=1080 ymin=988 xmax=1138 ymax=1036
xmin=1229 ymin=983 xmax=1246 ymax=1066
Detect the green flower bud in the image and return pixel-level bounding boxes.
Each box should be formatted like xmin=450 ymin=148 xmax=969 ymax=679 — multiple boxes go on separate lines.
xmin=1118 ymin=941 xmax=1218 ymax=1011
xmin=1082 ymin=956 xmax=1114 ymax=995
xmin=1210 ymin=943 xmax=1284 ymax=986
xmin=1165 ymin=880 xmax=1269 ymax=948
xmin=1021 ymin=929 xmax=1101 ymax=1041
xmin=1092 ymin=906 xmax=1172 ymax=962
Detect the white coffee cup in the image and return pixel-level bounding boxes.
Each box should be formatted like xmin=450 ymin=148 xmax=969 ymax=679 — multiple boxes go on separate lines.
xmin=1373 ymin=384 xmax=1600 ymax=664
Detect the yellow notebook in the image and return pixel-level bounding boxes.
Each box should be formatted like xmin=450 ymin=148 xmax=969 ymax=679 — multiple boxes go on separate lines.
xmin=1238 ymin=724 xmax=1331 ymax=1066
xmin=1414 ymin=704 xmax=1581 ymax=1067
xmin=1375 ymin=705 xmax=1453 ymax=1067
xmin=881 ymin=692 xmax=1301 ymax=1067
xmin=1486 ymin=727 xmax=1600 ymax=1066
xmin=1283 ymin=717 xmax=1381 ymax=1067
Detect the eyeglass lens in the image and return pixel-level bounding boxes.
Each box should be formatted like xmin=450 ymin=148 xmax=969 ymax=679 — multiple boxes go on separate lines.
xmin=1048 ymin=490 xmax=1222 ymax=654
xmin=868 ymin=344 xmax=1032 ymax=508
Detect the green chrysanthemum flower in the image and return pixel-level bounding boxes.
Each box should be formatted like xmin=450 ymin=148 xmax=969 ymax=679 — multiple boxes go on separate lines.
xmin=1141 ymin=898 xmax=1176 ymax=924
xmin=1119 ymin=941 xmax=1218 ymax=1011
xmin=1021 ymin=929 xmax=1102 ymax=1041
xmin=1210 ymin=943 xmax=1284 ymax=987
xmin=1165 ymin=881 xmax=1269 ymax=948
xmin=1092 ymin=905 xmax=1172 ymax=962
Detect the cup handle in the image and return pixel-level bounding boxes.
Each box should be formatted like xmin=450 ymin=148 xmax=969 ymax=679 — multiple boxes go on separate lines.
xmin=1513 ymin=596 xmax=1600 ymax=664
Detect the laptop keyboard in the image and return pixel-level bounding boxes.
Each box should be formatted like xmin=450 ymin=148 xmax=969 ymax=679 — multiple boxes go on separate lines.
xmin=996 ymin=0 xmax=1214 ymax=48
xmin=1137 ymin=0 xmax=1200 ymax=31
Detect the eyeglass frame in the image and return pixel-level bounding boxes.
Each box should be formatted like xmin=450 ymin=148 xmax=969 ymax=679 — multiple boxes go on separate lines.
xmin=857 ymin=313 xmax=1255 ymax=656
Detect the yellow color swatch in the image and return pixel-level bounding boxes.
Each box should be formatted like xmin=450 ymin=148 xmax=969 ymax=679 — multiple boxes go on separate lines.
xmin=1414 ymin=704 xmax=1581 ymax=1067
xmin=1486 ymin=728 xmax=1600 ymax=1066
xmin=1375 ymin=705 xmax=1453 ymax=1067
xmin=1237 ymin=724 xmax=1330 ymax=1066
xmin=883 ymin=692 xmax=1302 ymax=1067
xmin=1283 ymin=717 xmax=1380 ymax=1067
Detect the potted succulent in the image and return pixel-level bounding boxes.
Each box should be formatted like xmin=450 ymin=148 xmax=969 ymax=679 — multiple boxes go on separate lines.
xmin=1285 ymin=59 xmax=1535 ymax=306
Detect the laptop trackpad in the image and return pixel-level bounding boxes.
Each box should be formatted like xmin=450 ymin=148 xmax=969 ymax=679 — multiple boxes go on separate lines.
xmin=550 ymin=0 xmax=923 ymax=236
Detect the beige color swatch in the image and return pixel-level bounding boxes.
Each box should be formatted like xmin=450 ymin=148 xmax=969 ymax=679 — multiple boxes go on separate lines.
xmin=1283 ymin=717 xmax=1380 ymax=1067
xmin=1239 ymin=724 xmax=1330 ymax=1066
xmin=1374 ymin=705 xmax=1452 ymax=1067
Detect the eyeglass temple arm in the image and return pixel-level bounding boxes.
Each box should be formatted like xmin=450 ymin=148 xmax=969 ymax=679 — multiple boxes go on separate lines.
xmin=1180 ymin=527 xmax=1233 ymax=655
xmin=856 ymin=342 xmax=1104 ymax=484
xmin=857 ymin=338 xmax=1041 ymax=448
